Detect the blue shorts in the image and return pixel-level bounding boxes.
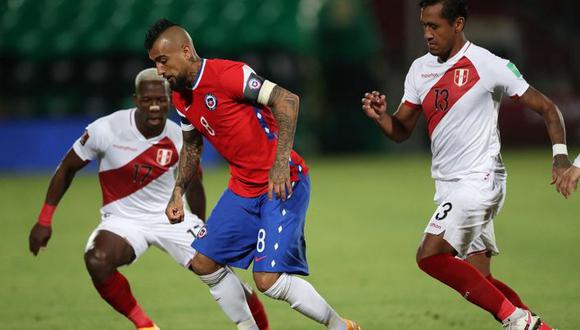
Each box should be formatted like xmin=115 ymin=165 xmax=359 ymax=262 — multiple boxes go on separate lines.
xmin=191 ymin=174 xmax=310 ymax=275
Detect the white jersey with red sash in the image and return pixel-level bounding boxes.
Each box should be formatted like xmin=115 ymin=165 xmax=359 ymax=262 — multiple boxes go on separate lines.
xmin=73 ymin=108 xmax=181 ymax=221
xmin=402 ymin=42 xmax=529 ymax=181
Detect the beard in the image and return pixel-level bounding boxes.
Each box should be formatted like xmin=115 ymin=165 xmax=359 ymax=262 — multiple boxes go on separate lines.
xmin=169 ymin=73 xmax=190 ymax=91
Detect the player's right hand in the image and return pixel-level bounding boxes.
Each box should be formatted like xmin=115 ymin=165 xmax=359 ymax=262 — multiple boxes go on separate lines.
xmin=166 ymin=192 xmax=185 ymax=224
xmin=361 ymin=91 xmax=387 ymax=121
xmin=555 ymin=166 xmax=580 ymax=199
xmin=29 ymin=223 xmax=52 ymax=256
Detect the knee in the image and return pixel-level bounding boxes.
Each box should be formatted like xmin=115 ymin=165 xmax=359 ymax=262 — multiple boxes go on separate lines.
xmin=84 ymin=249 xmax=115 ymax=282
xmin=190 ymin=253 xmax=220 ymax=276
xmin=253 ymin=272 xmax=280 ymax=293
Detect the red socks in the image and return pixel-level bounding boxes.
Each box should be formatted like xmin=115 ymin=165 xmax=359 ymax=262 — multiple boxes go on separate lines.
xmin=486 ymin=275 xmax=529 ymax=310
xmin=93 ymin=271 xmax=154 ymax=328
xmin=418 ymin=253 xmax=516 ymax=321
xmin=246 ymin=291 xmax=270 ymax=330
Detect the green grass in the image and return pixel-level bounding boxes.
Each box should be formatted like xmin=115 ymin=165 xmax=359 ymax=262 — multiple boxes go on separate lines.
xmin=1 ymin=150 xmax=579 ymax=329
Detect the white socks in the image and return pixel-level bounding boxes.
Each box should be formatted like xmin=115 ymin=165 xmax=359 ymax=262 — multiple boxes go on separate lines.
xmin=264 ymin=273 xmax=346 ymax=330
xmin=199 ymin=267 xmax=258 ymax=330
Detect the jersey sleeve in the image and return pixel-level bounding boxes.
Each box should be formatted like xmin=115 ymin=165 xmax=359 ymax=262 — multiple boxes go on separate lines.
xmin=176 ymin=108 xmax=195 ymax=132
xmin=219 ymin=62 xmax=267 ymax=104
xmin=72 ymin=119 xmax=109 ymax=161
xmin=401 ymin=61 xmax=422 ymax=108
xmin=481 ymin=55 xmax=529 ymax=98
xmin=171 ymin=91 xmax=195 ymax=132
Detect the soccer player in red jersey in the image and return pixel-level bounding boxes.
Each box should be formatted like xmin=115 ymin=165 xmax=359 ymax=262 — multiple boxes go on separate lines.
xmin=145 ymin=19 xmax=360 ymax=330
xmin=28 ymin=68 xmax=269 ymax=330
xmin=361 ymin=1 xmax=570 ymax=329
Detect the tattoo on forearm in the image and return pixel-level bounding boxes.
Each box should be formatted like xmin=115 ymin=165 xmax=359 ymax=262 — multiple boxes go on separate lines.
xmin=174 ymin=133 xmax=203 ymax=197
xmin=268 ymin=86 xmax=298 ymax=167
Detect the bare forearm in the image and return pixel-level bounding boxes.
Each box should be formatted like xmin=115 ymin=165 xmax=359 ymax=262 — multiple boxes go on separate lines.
xmin=375 ymin=114 xmax=412 ymax=143
xmin=185 ymin=179 xmax=206 ymax=220
xmin=269 ymin=87 xmax=299 ymax=167
xmin=542 ymin=104 xmax=566 ymax=145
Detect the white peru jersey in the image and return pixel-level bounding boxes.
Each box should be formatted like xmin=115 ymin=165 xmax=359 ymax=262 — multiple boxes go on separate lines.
xmin=72 ymin=109 xmax=182 ymax=220
xmin=402 ymin=42 xmax=529 ymax=180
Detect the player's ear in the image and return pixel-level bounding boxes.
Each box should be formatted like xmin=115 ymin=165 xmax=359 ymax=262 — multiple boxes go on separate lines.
xmin=455 ymin=17 xmax=465 ymax=33
xmin=182 ymin=44 xmax=191 ymax=60
xmin=132 ymin=93 xmax=139 ymax=107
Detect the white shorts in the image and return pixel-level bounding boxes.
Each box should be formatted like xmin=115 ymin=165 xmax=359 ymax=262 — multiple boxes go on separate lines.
xmin=85 ymin=212 xmax=204 ymax=268
xmin=424 ymin=172 xmax=506 ymax=259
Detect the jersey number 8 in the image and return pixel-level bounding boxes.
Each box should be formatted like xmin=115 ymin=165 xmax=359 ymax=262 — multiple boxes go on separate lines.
xmin=200 ymin=116 xmax=215 ymax=136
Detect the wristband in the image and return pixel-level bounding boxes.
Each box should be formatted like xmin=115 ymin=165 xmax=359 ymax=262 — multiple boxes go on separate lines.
xmin=574 ymin=154 xmax=580 ymax=168
xmin=552 ymin=144 xmax=568 ymax=157
xmin=38 ymin=203 xmax=56 ymax=227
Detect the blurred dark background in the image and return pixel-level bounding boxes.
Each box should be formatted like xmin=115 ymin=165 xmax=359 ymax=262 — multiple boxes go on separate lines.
xmin=1 ymin=0 xmax=579 ymax=171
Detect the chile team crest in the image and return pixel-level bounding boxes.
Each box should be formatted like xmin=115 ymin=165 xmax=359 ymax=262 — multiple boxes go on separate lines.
xmin=248 ymin=78 xmax=262 ymax=90
xmin=454 ymin=68 xmax=469 ymax=87
xmin=205 ymin=93 xmax=218 ymax=111
xmin=156 ymin=149 xmax=173 ymax=166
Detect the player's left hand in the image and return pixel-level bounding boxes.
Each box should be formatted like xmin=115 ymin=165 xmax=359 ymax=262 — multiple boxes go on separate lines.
xmin=29 ymin=223 xmax=52 ymax=256
xmin=269 ymin=162 xmax=292 ymax=201
xmin=551 ymin=154 xmax=572 ymax=187
xmin=555 ymin=166 xmax=580 ymax=199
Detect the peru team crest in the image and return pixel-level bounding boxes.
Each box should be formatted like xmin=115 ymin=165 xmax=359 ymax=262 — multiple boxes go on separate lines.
xmin=454 ymin=68 xmax=469 ymax=87
xmin=204 ymin=93 xmax=218 ymax=111
xmin=156 ymin=149 xmax=173 ymax=166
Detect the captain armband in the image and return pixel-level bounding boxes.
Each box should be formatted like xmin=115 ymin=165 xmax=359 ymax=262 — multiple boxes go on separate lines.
xmin=257 ymin=80 xmax=277 ymax=106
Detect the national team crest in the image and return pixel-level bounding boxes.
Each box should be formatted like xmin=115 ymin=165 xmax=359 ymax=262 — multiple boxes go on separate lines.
xmin=205 ymin=93 xmax=218 ymax=111
xmin=197 ymin=225 xmax=208 ymax=239
xmin=454 ymin=68 xmax=469 ymax=87
xmin=248 ymin=78 xmax=262 ymax=90
xmin=156 ymin=149 xmax=173 ymax=166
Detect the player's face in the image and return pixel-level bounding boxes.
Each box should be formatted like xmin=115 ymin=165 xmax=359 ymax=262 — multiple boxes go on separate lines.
xmin=148 ymin=40 xmax=190 ymax=91
xmin=134 ymin=81 xmax=170 ymax=129
xmin=420 ymin=3 xmax=460 ymax=60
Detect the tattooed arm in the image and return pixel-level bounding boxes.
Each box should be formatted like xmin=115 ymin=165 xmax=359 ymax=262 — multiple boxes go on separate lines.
xmin=266 ymin=85 xmax=299 ymax=201
xmin=166 ymin=129 xmax=203 ymax=224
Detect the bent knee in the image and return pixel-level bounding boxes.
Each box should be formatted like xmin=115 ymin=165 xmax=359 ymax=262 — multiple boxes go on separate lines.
xmin=190 ymin=253 xmax=220 ymax=276
xmin=84 ymin=249 xmax=115 ymax=281
xmin=253 ymin=272 xmax=280 ymax=293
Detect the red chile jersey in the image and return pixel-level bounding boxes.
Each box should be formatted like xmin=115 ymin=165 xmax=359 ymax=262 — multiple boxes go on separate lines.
xmin=172 ymin=58 xmax=308 ymax=198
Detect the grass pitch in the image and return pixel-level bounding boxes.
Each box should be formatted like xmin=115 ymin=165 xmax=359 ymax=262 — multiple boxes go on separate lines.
xmin=1 ymin=150 xmax=579 ymax=329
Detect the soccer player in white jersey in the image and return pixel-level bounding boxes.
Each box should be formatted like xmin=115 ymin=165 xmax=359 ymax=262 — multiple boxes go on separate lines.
xmin=361 ymin=1 xmax=571 ymax=329
xmin=28 ymin=68 xmax=270 ymax=330
xmin=556 ymin=153 xmax=580 ymax=198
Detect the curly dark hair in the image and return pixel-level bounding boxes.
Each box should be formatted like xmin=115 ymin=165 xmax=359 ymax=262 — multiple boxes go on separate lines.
xmin=419 ymin=0 xmax=468 ymax=23
xmin=144 ymin=18 xmax=179 ymax=50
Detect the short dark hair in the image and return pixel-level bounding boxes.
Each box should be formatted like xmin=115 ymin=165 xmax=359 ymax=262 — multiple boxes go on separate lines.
xmin=144 ymin=18 xmax=179 ymax=50
xmin=419 ymin=0 xmax=468 ymax=23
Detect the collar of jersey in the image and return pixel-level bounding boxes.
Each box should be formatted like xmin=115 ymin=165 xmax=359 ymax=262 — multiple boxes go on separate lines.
xmin=190 ymin=58 xmax=206 ymax=90
xmin=129 ymin=108 xmax=168 ymax=144
xmin=435 ymin=41 xmax=472 ymax=64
